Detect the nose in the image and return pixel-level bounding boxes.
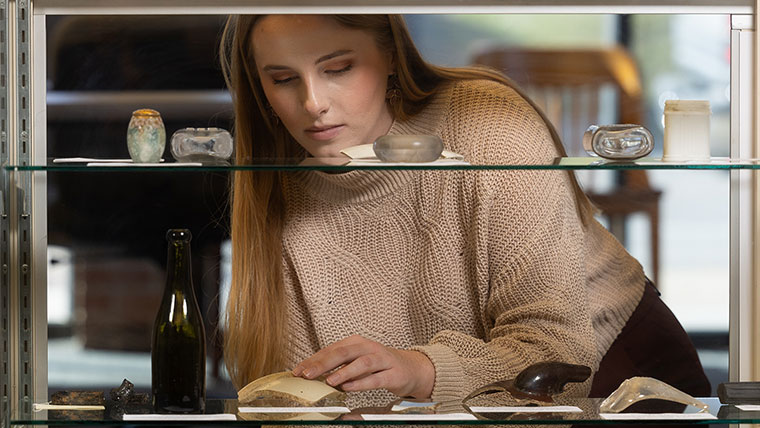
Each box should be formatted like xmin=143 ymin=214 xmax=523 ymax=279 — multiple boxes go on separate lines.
xmin=302 ymin=75 xmax=329 ymax=118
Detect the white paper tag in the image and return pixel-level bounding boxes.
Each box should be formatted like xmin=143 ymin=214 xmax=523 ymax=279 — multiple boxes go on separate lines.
xmin=469 ymin=405 xmax=583 ymax=413
xmin=599 ymin=412 xmax=716 ymax=420
xmin=390 ymin=401 xmax=438 ymax=412
xmin=54 ymin=158 xmax=137 ymax=163
xmin=238 ymin=406 xmax=350 ymax=413
xmin=361 ymin=413 xmax=477 ymax=421
xmin=86 ymin=162 xmax=202 ymax=167
xmin=735 ymin=404 xmax=760 ymax=411
xmin=340 ymin=143 xmax=465 ymax=162
xmin=122 ymin=414 xmax=237 ymax=421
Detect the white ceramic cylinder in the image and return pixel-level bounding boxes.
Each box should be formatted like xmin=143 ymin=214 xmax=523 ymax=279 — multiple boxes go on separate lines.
xmin=662 ymin=100 xmax=711 ymax=161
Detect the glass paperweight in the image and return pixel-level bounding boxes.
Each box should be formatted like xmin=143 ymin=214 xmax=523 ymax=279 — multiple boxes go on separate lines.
xmin=583 ymin=124 xmax=654 ymax=160
xmin=170 ymin=127 xmax=233 ymax=164
xmin=599 ymin=376 xmax=709 ymax=413
xmin=373 ymin=135 xmax=444 ymax=163
xmin=127 ymin=109 xmax=166 ymax=163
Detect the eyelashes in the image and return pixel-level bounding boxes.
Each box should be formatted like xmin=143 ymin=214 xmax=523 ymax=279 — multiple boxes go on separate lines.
xmin=326 ymin=64 xmax=352 ymax=75
xmin=272 ymin=64 xmax=353 ymax=85
xmin=273 ymin=76 xmax=295 ymax=85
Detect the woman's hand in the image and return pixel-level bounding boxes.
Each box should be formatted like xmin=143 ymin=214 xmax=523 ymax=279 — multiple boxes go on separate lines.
xmin=292 ymin=335 xmax=435 ymax=399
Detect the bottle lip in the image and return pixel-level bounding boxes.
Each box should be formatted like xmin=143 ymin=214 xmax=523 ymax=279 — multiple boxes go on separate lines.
xmin=166 ymin=229 xmax=192 ymax=242
xmin=132 ymin=108 xmax=162 ymax=117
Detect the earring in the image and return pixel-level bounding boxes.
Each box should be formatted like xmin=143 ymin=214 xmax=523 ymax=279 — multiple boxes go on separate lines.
xmin=266 ymin=104 xmax=280 ymax=126
xmin=386 ymin=74 xmax=402 ymax=108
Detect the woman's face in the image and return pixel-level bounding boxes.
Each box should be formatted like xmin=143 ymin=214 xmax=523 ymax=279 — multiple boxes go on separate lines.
xmin=252 ymin=15 xmax=395 ymax=158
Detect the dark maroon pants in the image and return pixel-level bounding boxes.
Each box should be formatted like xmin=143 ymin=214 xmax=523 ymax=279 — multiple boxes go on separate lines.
xmin=589 ymin=280 xmax=712 ymax=399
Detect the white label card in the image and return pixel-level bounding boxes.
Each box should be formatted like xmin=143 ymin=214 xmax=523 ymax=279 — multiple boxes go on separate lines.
xmin=599 ymin=412 xmax=716 ymax=420
xmin=361 ymin=413 xmax=477 ymax=421
xmin=123 ymin=414 xmax=237 ymax=421
xmin=736 ymin=405 xmax=760 ymax=411
xmin=238 ymin=406 xmax=350 ymax=413
xmin=469 ymin=406 xmax=583 ymax=413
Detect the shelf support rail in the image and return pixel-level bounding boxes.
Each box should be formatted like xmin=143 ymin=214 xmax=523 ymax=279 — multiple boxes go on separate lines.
xmin=0 ymin=0 xmax=9 ymax=425
xmin=729 ymin=14 xmax=757 ymax=382
xmin=5 ymin=0 xmax=37 ymax=420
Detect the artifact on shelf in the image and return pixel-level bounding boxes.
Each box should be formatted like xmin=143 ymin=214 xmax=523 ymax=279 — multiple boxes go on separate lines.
xmin=373 ymin=134 xmax=444 ymax=162
xmin=238 ymin=371 xmax=346 ymax=407
xmin=662 ymin=100 xmax=711 ymax=161
xmin=237 ymin=371 xmax=347 ymax=421
xmin=339 ymin=139 xmax=466 ymax=166
xmin=51 ymin=390 xmax=106 ymax=405
xmin=582 ymin=124 xmax=654 ymax=160
xmin=717 ymin=381 xmax=760 ymax=404
xmin=46 ymin=393 xmax=106 ymax=421
xmin=170 ymin=127 xmax=233 ymax=164
xmin=599 ymin=376 xmax=709 ymax=413
xmin=152 ymin=229 xmax=206 ymax=413
xmin=110 ymin=379 xmax=148 ymax=405
xmin=463 ymin=361 xmax=591 ymax=403
xmin=46 ymin=379 xmax=150 ymax=420
xmin=127 ymin=108 xmax=166 ymax=163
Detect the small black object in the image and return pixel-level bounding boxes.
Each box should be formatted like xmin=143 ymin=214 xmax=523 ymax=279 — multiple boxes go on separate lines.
xmin=511 ymin=361 xmax=592 ymax=401
xmin=110 ymin=379 xmax=135 ymax=403
xmin=718 ymin=382 xmax=760 ymax=404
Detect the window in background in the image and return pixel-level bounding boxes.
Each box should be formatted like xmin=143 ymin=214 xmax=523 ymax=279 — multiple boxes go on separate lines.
xmin=628 ymin=15 xmax=730 ymax=387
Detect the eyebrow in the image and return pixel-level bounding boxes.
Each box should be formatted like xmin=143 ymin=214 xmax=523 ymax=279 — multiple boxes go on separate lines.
xmin=262 ymin=49 xmax=354 ymax=72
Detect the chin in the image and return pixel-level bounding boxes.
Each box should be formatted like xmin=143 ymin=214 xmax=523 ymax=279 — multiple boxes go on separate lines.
xmin=311 ymin=144 xmax=354 ymax=159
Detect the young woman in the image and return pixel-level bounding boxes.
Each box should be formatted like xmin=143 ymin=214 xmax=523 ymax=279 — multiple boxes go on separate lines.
xmin=219 ymin=14 xmax=709 ymax=406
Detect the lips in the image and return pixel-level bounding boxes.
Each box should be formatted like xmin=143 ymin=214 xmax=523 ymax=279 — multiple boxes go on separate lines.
xmin=305 ymin=124 xmax=345 ymax=141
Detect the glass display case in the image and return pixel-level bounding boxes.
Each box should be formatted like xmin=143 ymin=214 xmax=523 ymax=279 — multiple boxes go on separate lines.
xmin=1 ymin=0 xmax=758 ymax=426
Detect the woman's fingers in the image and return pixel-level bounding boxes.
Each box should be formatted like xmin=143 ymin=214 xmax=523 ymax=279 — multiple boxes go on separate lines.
xmin=339 ymin=370 xmax=391 ymax=392
xmin=292 ymin=335 xmax=435 ymax=398
xmin=325 ymin=352 xmax=390 ymax=387
xmin=293 ymin=335 xmax=378 ymax=379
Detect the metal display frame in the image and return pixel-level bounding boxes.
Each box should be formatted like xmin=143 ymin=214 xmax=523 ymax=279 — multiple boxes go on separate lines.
xmin=2 ymin=1 xmax=757 ymax=423
xmin=8 ymin=0 xmax=36 ymax=420
xmin=0 ymin=0 xmax=9 ymax=426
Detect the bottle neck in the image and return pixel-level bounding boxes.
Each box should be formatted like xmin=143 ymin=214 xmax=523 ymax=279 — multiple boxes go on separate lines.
xmin=166 ymin=241 xmax=193 ymax=292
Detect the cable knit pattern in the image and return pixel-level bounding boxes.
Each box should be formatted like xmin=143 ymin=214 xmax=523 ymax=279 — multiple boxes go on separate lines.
xmin=280 ymin=79 xmax=646 ymax=408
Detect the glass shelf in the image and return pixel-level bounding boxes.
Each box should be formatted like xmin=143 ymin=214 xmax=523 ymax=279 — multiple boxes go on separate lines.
xmin=5 ymin=157 xmax=760 ymax=172
xmin=12 ymin=397 xmax=760 ymax=425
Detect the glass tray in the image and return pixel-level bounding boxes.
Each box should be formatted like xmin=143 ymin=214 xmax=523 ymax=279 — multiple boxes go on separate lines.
xmin=12 ymin=397 xmax=760 ymax=425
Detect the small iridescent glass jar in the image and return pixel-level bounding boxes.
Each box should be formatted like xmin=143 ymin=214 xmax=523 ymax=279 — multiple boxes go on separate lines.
xmin=127 ymin=109 xmax=166 ymax=163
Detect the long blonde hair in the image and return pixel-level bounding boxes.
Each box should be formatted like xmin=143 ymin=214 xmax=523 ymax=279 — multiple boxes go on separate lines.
xmin=219 ymin=14 xmax=593 ymax=389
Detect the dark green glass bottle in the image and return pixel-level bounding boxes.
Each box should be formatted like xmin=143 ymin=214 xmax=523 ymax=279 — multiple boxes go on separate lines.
xmin=151 ymin=229 xmax=206 ymax=413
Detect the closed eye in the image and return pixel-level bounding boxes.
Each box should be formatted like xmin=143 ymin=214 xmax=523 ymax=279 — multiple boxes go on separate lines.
xmin=326 ymin=64 xmax=352 ymax=75
xmin=273 ymin=76 xmax=297 ymax=85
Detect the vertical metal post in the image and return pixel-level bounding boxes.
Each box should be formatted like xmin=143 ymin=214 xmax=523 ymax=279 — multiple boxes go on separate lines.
xmin=0 ymin=0 xmax=10 ymax=426
xmin=729 ymin=14 xmax=756 ymax=382
xmin=8 ymin=0 xmax=33 ymax=418
xmin=29 ymin=8 xmax=46 ymax=409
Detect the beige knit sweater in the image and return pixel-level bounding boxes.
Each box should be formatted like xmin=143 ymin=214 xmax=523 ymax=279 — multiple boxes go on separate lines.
xmin=280 ymin=79 xmax=646 ymax=407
